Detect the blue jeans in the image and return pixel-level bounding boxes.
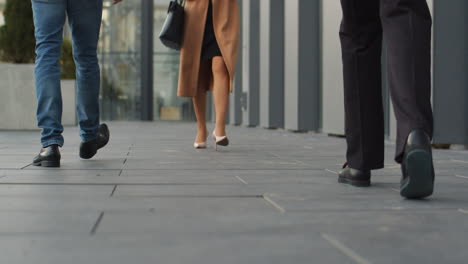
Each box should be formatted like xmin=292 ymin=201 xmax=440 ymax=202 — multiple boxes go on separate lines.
xmin=32 ymin=0 xmax=103 ymax=147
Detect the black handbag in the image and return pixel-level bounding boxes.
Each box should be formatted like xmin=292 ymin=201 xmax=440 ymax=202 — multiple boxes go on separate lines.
xmin=159 ymin=0 xmax=185 ymax=51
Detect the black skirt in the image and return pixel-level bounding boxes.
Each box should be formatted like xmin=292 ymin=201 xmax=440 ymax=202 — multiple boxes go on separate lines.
xmin=201 ymin=0 xmax=222 ymax=62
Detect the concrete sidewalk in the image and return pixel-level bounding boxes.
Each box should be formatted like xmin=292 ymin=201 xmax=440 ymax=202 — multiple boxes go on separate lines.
xmin=0 ymin=122 xmax=467 ymax=264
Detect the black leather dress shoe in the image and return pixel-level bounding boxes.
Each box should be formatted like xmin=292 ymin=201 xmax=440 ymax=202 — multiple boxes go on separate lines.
xmin=338 ymin=163 xmax=371 ymax=187
xmin=79 ymin=124 xmax=110 ymax=160
xmin=400 ymin=129 xmax=435 ymax=199
xmin=33 ymin=145 xmax=61 ymax=168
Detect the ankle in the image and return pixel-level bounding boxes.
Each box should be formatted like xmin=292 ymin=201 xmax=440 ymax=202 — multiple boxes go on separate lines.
xmin=195 ymin=127 xmax=208 ymax=141
xmin=215 ymin=127 xmax=226 ymax=137
xmin=197 ymin=126 xmax=208 ymax=133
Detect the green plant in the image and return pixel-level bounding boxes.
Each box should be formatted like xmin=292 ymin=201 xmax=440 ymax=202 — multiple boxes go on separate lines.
xmin=60 ymin=38 xmax=76 ymax=79
xmin=0 ymin=0 xmax=36 ymax=63
xmin=101 ymin=71 xmax=124 ymax=100
xmin=0 ymin=0 xmax=76 ymax=79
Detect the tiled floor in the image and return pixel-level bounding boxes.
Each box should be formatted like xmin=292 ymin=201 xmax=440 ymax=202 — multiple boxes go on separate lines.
xmin=0 ymin=122 xmax=467 ymax=264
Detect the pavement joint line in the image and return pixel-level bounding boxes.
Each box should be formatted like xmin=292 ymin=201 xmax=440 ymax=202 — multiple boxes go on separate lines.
xmin=451 ymin=159 xmax=468 ymax=164
xmin=22 ymin=168 xmax=121 ymax=171
xmin=452 ymin=150 xmax=468 ymax=155
xmin=20 ymin=168 xmax=325 ymax=171
xmin=325 ymin=169 xmax=338 ymax=175
xmin=90 ymin=211 xmax=105 ymax=235
xmin=0 ymin=182 xmax=239 ymax=186
xmin=235 ymin=176 xmax=248 ymax=185
xmin=263 ymin=195 xmax=286 ymax=214
xmin=110 ymin=185 xmax=117 ymax=197
xmin=458 ymin=209 xmax=468 ymax=214
xmin=268 ymin=151 xmax=306 ymax=165
xmin=20 ymin=163 xmax=32 ymax=170
xmin=111 ymin=194 xmax=264 ymax=198
xmin=285 ymin=207 xmax=458 ymax=213
xmin=455 ymin=174 xmax=468 ymax=180
xmin=321 ymin=233 xmax=372 ymax=264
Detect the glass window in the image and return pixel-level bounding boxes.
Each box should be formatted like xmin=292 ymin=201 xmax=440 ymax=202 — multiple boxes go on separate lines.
xmin=98 ymin=0 xmax=196 ymax=121
xmin=99 ymin=0 xmax=142 ymax=120
xmin=153 ymin=2 xmax=196 ymax=121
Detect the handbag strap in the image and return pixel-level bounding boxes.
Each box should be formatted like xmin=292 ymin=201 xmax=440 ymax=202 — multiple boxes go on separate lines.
xmin=176 ymin=0 xmax=186 ymax=7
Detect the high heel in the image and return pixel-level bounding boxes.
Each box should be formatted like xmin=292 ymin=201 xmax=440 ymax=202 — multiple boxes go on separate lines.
xmin=212 ymin=131 xmax=229 ymax=151
xmin=194 ymin=130 xmax=208 ymax=149
xmin=194 ymin=141 xmax=207 ymax=149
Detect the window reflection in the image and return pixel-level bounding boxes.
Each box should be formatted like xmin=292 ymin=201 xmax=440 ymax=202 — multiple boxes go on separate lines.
xmin=154 ymin=2 xmax=195 ymax=121
xmin=99 ymin=0 xmax=142 ymax=120
xmin=98 ymin=0 xmax=195 ymax=121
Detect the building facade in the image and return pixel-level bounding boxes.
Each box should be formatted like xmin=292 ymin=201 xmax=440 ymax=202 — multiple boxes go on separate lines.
xmin=99 ymin=0 xmax=468 ymax=145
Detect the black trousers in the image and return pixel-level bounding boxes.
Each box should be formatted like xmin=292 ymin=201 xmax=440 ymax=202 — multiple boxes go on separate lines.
xmin=339 ymin=0 xmax=434 ymax=170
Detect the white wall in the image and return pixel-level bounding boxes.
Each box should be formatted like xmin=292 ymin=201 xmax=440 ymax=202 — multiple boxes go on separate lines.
xmin=320 ymin=0 xmax=345 ymax=135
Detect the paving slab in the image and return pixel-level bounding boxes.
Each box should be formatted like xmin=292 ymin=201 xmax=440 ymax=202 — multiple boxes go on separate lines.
xmin=0 ymin=211 xmax=98 ymax=234
xmin=0 ymin=121 xmax=467 ymax=264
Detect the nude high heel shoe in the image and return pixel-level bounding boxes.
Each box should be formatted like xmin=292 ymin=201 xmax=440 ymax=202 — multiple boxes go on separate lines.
xmin=194 ymin=130 xmax=208 ymax=149
xmin=212 ymin=131 xmax=229 ymax=151
xmin=194 ymin=141 xmax=207 ymax=149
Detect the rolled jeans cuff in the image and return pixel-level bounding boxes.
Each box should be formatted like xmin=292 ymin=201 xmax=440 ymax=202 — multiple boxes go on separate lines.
xmin=42 ymin=139 xmax=64 ymax=148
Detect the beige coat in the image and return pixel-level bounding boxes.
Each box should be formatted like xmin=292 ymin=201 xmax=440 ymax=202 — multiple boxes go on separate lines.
xmin=177 ymin=0 xmax=240 ymax=97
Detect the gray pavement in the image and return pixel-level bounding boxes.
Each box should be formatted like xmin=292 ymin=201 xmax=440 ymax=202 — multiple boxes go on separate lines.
xmin=0 ymin=122 xmax=467 ymax=264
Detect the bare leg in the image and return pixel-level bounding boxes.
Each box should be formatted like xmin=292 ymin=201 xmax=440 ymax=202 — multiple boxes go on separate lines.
xmin=211 ymin=56 xmax=230 ymax=137
xmin=192 ymin=62 xmax=210 ymax=143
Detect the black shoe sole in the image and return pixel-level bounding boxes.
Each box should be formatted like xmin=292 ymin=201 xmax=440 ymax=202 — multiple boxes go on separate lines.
xmin=33 ymin=160 xmax=60 ymax=168
xmin=400 ymin=149 xmax=434 ymax=199
xmin=338 ymin=177 xmax=371 ymax=187
xmin=80 ymin=146 xmax=98 ymax=160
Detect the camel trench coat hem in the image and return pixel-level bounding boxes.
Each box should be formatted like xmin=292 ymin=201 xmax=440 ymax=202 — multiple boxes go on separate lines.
xmin=177 ymin=0 xmax=240 ymax=98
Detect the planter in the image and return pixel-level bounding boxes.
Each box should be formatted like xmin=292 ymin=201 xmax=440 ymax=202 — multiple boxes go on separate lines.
xmin=0 ymin=63 xmax=76 ymax=130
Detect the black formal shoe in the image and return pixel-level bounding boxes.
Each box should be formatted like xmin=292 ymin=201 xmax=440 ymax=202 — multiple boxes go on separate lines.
xmin=338 ymin=163 xmax=371 ymax=187
xmin=400 ymin=129 xmax=435 ymax=199
xmin=79 ymin=124 xmax=110 ymax=160
xmin=33 ymin=145 xmax=61 ymax=168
